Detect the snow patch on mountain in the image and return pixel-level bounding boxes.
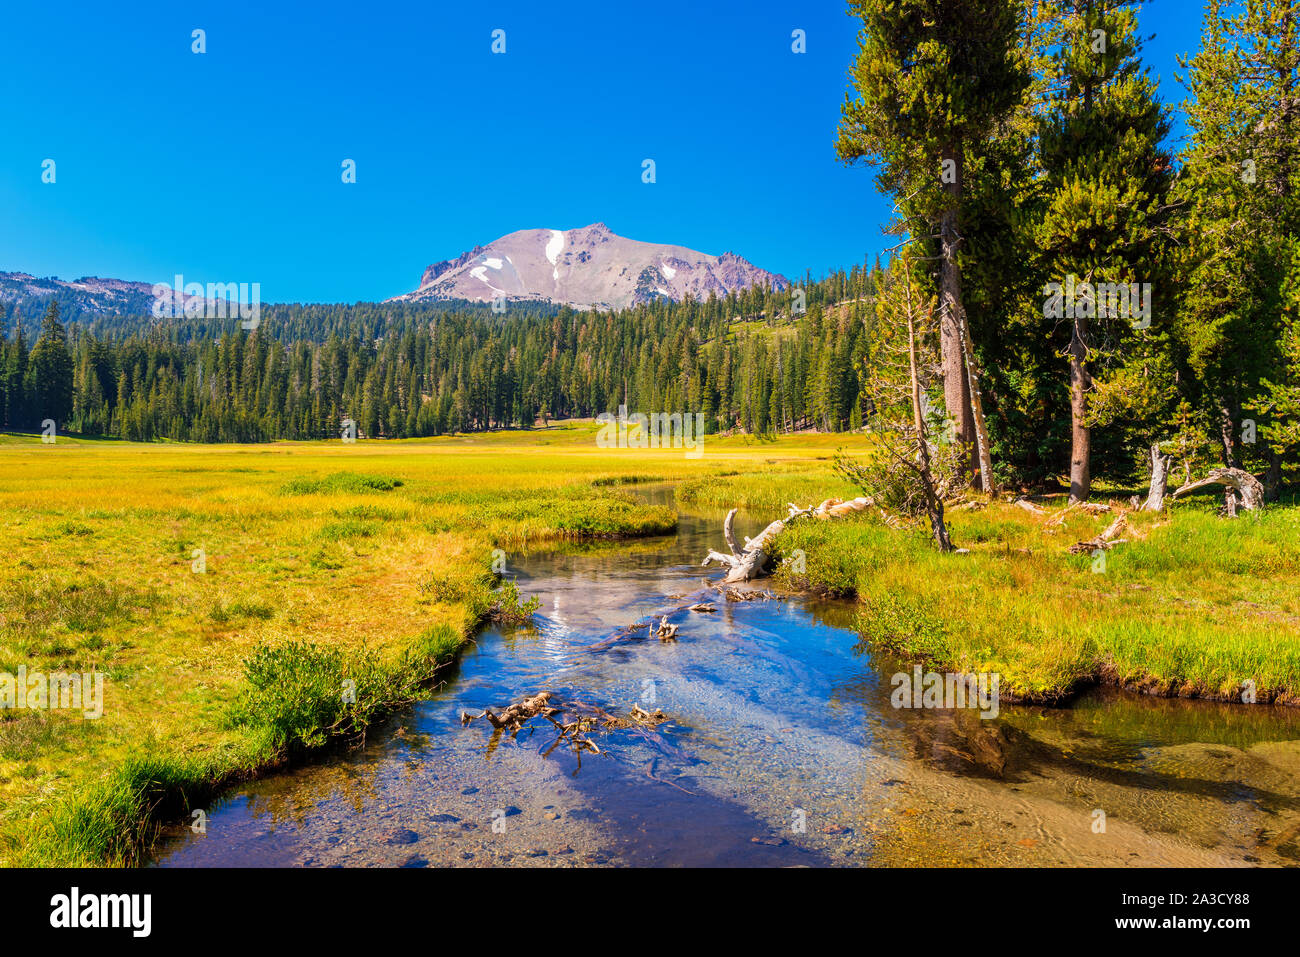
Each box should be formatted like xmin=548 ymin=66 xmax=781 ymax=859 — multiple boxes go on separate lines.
xmin=391 ymin=223 xmax=787 ymax=311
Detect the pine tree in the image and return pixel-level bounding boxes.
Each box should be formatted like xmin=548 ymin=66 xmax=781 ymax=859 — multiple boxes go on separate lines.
xmin=2 ymin=315 xmax=29 ymax=428
xmin=1177 ymin=0 xmax=1299 ymax=496
xmin=1035 ymin=0 xmax=1174 ymax=501
xmin=29 ymin=302 xmax=75 ymax=429
xmin=836 ymin=0 xmax=1027 ymax=489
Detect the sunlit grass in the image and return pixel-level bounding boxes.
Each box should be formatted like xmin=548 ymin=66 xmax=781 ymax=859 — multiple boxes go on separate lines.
xmin=0 ymin=427 xmax=867 ymax=864
xmin=762 ymin=481 xmax=1300 ymax=705
xmin=9 ymin=426 xmax=1285 ymax=863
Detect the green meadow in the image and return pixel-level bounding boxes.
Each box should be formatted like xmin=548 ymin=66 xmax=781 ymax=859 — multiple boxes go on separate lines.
xmin=2 ymin=426 xmax=1296 ymax=865
xmin=0 ymin=426 xmax=854 ymax=865
xmin=682 ymin=470 xmax=1300 ymax=706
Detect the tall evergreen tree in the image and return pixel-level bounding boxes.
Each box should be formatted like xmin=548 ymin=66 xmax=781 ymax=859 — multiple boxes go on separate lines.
xmin=1035 ymin=0 xmax=1174 ymax=501
xmin=2 ymin=314 xmax=28 ymax=428
xmin=1176 ymin=0 xmax=1299 ymax=496
xmin=28 ymin=302 xmax=75 ymax=429
xmin=836 ymin=0 xmax=1028 ymax=490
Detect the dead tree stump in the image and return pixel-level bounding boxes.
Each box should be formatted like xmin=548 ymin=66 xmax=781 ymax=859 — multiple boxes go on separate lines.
xmin=1142 ymin=444 xmax=1172 ymax=512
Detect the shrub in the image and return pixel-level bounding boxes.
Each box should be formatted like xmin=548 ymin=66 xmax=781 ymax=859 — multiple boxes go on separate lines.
xmin=278 ymin=472 xmax=404 ymax=495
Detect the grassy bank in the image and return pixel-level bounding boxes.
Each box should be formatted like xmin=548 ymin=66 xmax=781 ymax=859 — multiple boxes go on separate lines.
xmin=687 ymin=471 xmax=1300 ymax=706
xmin=0 ymin=425 xmax=869 ymax=865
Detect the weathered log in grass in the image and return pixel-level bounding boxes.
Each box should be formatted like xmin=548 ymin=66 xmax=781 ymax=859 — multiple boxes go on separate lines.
xmin=701 ymin=497 xmax=872 ymax=582
xmin=1043 ymin=499 xmax=1112 ymax=530
xmin=1171 ymin=467 xmax=1265 ymax=516
xmin=1068 ymin=511 xmax=1130 ymax=554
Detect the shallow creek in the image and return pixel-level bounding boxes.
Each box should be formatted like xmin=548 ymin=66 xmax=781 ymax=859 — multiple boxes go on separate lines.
xmin=153 ymin=488 xmax=1300 ymax=867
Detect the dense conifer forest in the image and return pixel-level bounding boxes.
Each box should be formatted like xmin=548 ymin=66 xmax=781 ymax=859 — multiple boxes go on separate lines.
xmin=3 ymin=0 xmax=1296 ymax=495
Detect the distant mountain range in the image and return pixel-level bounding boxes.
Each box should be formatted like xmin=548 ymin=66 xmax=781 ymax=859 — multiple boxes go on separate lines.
xmin=389 ymin=222 xmax=788 ymax=310
xmin=0 ymin=273 xmax=160 ymax=320
xmin=0 ymin=224 xmax=789 ymax=327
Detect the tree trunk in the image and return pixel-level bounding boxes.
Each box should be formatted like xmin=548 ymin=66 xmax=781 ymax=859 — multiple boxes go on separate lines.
xmin=1068 ymin=311 xmax=1091 ymax=503
xmin=907 ymin=272 xmax=953 ymax=552
xmin=938 ymin=144 xmax=975 ymax=474
xmin=1142 ymin=443 xmax=1172 ymax=512
xmin=1264 ymin=447 xmax=1283 ymax=503
xmin=959 ymin=314 xmax=995 ymax=495
xmin=1217 ymin=401 xmax=1239 ymax=469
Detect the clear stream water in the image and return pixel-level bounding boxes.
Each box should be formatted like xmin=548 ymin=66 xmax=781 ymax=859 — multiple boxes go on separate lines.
xmin=153 ymin=488 xmax=1300 ymax=867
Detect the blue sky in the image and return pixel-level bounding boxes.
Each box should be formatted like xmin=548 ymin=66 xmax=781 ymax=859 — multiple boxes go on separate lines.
xmin=0 ymin=1 xmax=1203 ymax=304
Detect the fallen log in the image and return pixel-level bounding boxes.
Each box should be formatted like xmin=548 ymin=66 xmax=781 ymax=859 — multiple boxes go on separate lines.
xmin=1067 ymin=511 xmax=1130 ymax=554
xmin=701 ymin=497 xmax=872 ymax=583
xmin=818 ymin=497 xmax=874 ymax=519
xmin=1043 ymin=501 xmax=1081 ymax=529
xmin=1043 ymin=500 xmax=1112 ymax=530
xmin=1170 ymin=467 xmax=1265 ymax=514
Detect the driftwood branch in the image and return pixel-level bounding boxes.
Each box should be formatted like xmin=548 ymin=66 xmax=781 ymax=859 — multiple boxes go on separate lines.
xmin=722 ymin=508 xmax=742 ymax=557
xmin=653 ymin=616 xmax=678 ymax=641
xmin=461 ymin=691 xmax=558 ymax=732
xmin=700 ymin=496 xmax=872 ymax=583
xmin=462 ymin=692 xmax=673 ymax=761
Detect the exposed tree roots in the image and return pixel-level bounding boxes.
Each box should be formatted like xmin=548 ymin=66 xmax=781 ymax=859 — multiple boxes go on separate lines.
xmin=462 ymin=692 xmax=674 ymax=762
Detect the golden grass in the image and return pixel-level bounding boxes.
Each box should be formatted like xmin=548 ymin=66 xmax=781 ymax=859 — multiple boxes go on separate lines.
xmin=0 ymin=424 xmax=869 ymax=863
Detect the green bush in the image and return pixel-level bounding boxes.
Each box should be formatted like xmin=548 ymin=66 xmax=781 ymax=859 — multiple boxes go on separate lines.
xmin=853 ymin=590 xmax=951 ymax=660
xmin=278 ymin=472 xmax=404 ymax=495
xmin=229 ymin=641 xmax=389 ymax=752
